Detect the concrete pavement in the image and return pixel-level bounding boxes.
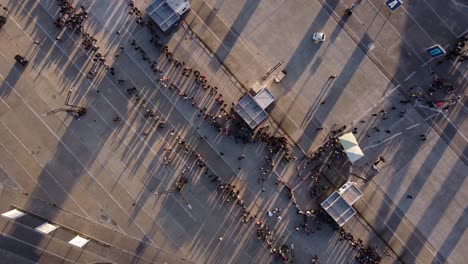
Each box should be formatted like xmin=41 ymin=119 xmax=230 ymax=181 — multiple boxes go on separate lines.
xmin=184 ymin=0 xmax=467 ymax=263
xmin=1 ymin=0 xmax=465 ymax=263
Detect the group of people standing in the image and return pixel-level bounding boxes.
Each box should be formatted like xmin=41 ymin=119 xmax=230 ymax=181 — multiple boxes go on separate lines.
xmin=49 ymin=0 xmax=389 ymax=263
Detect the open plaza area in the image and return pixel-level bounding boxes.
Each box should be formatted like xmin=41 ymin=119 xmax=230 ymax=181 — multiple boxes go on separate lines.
xmin=0 ymin=0 xmax=466 ymax=263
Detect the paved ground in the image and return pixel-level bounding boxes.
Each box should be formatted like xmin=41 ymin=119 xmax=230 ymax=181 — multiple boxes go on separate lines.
xmin=0 ymin=0 xmax=401 ymax=263
xmin=0 ymin=0 xmax=465 ymax=264
xmin=183 ymin=0 xmax=467 ymax=263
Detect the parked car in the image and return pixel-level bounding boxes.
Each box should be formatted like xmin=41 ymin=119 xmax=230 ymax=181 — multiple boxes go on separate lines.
xmin=312 ymin=32 xmax=326 ymax=42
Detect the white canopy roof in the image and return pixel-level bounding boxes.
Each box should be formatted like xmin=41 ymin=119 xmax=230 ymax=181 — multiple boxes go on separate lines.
xmin=321 ymin=182 xmax=363 ymax=226
xmin=339 ymin=133 xmax=359 ymax=149
xmin=253 ymin=88 xmax=275 ymax=109
xmin=146 ymin=0 xmax=190 ymax=31
xmin=338 ymin=133 xmax=364 ymax=163
xmin=344 ymin=145 xmax=364 ymax=163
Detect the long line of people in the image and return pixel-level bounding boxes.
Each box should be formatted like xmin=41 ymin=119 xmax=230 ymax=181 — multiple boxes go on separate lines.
xmin=51 ymin=1 xmax=385 ymax=263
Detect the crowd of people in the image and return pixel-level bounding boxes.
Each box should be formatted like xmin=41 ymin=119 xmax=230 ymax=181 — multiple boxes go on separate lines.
xmin=405 ymin=35 xmax=466 ymax=115
xmin=206 ymin=166 xmax=300 ymax=263
xmin=127 ymin=1 xmax=144 ymax=25
xmin=446 ymin=34 xmax=467 ymax=62
xmin=338 ymin=226 xmax=384 ymax=263
xmin=54 ymin=0 xmax=110 ymax=81
xmin=50 ymin=1 xmax=392 ymax=263
xmin=355 ymin=244 xmax=383 ymax=264
xmin=54 ymin=0 xmax=87 ymax=31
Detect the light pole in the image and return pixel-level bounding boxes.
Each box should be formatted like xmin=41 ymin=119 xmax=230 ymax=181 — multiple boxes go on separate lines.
xmin=262 ymin=60 xmax=283 ymax=80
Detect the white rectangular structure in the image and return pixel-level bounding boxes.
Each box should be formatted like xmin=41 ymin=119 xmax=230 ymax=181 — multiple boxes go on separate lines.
xmin=338 ymin=182 xmax=363 ymax=205
xmin=253 ymin=88 xmax=275 ymax=110
xmin=233 ymin=88 xmax=275 ymax=129
xmin=233 ymin=94 xmax=268 ymax=129
xmin=321 ymin=182 xmax=363 ymax=226
xmin=146 ymin=0 xmax=190 ymax=32
xmin=339 ymin=133 xmax=364 ymax=163
xmin=1 ymin=209 xmax=26 ymax=220
xmin=35 ymin=222 xmax=59 ymax=234
xmin=69 ymin=235 xmax=90 ymax=248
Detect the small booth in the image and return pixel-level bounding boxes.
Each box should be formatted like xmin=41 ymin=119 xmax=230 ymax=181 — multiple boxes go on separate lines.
xmin=146 ymin=0 xmax=190 ymax=32
xmin=233 ymin=88 xmax=275 ymax=129
xmin=321 ymin=182 xmax=363 ymax=226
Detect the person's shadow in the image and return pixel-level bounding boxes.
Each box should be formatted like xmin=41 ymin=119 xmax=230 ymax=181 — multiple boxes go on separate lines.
xmin=0 ymin=56 xmax=27 ymax=99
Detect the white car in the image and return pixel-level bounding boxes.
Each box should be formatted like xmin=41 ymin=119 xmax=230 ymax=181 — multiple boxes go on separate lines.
xmin=313 ymin=32 xmax=326 ymax=42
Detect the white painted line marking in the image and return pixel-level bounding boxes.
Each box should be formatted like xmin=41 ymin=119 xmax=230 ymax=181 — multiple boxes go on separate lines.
xmin=362 ymin=113 xmax=438 ymax=150
xmin=403 ymin=71 xmax=416 ymax=81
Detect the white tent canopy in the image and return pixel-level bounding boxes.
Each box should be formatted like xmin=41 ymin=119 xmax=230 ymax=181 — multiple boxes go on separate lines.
xmin=344 ymin=145 xmax=364 ymax=163
xmin=339 ymin=133 xmax=364 ymax=163
xmin=339 ymin=133 xmax=358 ymax=149
xmin=321 ymin=182 xmax=363 ymax=226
